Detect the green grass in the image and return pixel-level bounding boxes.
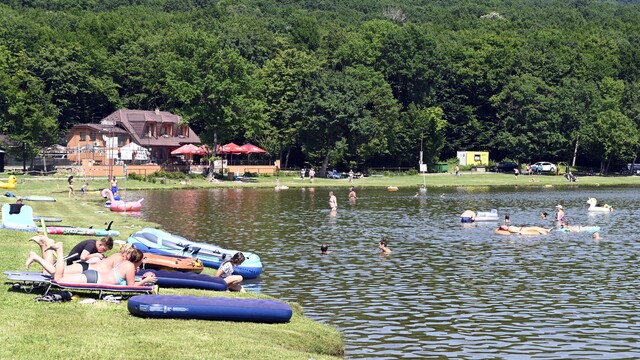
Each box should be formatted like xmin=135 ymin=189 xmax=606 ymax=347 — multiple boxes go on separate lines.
xmin=0 ymin=176 xmax=344 ymax=360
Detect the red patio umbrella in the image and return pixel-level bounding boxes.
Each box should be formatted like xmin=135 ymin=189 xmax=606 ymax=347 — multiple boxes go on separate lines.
xmin=239 ymin=143 xmax=268 ymax=154
xmin=219 ymin=142 xmax=248 ymax=155
xmin=171 ymin=144 xmax=205 ymax=155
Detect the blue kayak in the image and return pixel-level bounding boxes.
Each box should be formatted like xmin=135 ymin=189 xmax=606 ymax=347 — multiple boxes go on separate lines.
xmin=127 ymin=228 xmax=263 ymax=279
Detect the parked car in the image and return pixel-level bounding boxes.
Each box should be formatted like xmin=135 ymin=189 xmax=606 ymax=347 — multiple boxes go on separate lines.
xmin=620 ymin=163 xmax=640 ymax=175
xmin=490 ymin=161 xmax=519 ymax=173
xmin=532 ymin=161 xmax=557 ymax=173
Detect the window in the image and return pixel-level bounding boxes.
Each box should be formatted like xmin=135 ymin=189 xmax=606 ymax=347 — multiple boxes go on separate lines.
xmin=79 ymin=132 xmax=86 ymax=141
xmin=89 ymin=132 xmax=96 ymax=141
xmin=143 ymin=124 xmax=155 ymax=138
xmin=117 ymin=134 xmax=128 ymax=147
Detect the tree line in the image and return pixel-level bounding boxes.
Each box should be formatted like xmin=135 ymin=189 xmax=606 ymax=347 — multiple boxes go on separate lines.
xmin=1 ymin=0 xmax=639 ymax=174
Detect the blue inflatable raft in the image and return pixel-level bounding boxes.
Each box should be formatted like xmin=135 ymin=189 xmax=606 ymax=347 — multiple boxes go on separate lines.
xmin=128 ymin=295 xmax=293 ymax=323
xmin=136 ymin=269 xmax=227 ymax=291
xmin=127 ymin=228 xmax=262 ymax=279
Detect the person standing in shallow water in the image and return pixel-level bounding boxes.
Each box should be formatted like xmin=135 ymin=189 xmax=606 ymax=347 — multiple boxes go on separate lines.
xmin=349 ymin=187 xmax=357 ymax=202
xmin=555 ymin=205 xmax=565 ymax=222
xmin=329 ymin=191 xmax=337 ymax=212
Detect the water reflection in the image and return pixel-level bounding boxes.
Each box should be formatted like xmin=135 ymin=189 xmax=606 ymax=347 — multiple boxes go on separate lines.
xmin=139 ymin=186 xmax=640 ymax=359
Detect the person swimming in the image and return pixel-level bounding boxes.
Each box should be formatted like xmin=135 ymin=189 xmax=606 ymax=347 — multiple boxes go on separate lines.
xmin=378 ymin=237 xmax=391 ymax=255
xmin=320 ymin=244 xmax=330 ymax=255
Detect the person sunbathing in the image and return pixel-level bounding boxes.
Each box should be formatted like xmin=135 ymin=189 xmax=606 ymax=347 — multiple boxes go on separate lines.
xmin=28 ymin=236 xmax=140 ymax=279
xmin=496 ymin=225 xmax=552 ymax=235
xmin=26 ymin=242 xmax=156 ymax=286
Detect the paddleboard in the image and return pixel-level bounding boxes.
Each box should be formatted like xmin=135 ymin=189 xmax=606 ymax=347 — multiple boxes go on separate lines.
xmin=22 ymin=196 xmax=56 ymax=202
xmin=33 ymin=216 xmax=63 ymax=223
xmin=44 ymin=226 xmax=120 ymax=237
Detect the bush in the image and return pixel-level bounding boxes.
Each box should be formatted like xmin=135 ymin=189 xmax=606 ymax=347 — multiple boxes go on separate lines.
xmin=128 ymin=172 xmax=144 ymax=181
xmin=151 ymin=171 xmax=186 ymax=179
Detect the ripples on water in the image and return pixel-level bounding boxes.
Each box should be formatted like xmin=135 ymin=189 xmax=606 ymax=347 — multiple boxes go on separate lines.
xmin=138 ymin=186 xmax=640 ymax=359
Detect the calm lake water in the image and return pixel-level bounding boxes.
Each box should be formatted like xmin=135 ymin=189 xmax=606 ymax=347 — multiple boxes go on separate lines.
xmin=133 ymin=185 xmax=640 ymax=359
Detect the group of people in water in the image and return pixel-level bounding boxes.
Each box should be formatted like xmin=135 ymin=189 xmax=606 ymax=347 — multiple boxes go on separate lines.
xmin=25 ymin=234 xmax=248 ymax=291
xmin=462 ymin=204 xmax=600 ymax=239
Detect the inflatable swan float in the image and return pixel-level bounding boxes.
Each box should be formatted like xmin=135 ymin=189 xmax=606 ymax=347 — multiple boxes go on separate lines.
xmin=101 ymin=189 xmax=144 ymax=212
xmin=587 ymin=197 xmax=613 ymax=212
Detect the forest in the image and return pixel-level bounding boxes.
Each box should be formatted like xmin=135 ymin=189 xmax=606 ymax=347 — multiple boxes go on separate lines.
xmin=1 ymin=0 xmax=640 ymax=174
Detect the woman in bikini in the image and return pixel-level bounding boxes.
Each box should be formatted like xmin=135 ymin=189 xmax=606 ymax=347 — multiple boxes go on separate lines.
xmin=26 ymin=242 xmax=155 ymax=286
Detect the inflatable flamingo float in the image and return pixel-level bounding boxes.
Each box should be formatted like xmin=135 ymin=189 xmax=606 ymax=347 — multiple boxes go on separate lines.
xmin=101 ymin=189 xmax=144 ymax=212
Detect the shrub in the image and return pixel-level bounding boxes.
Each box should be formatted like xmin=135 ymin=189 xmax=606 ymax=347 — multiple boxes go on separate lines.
xmin=151 ymin=171 xmax=186 ymax=179
xmin=128 ymin=172 xmax=144 ymax=181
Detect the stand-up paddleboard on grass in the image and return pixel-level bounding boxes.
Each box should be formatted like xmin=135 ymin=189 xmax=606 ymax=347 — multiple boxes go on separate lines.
xmin=21 ymin=196 xmax=56 ymax=202
xmin=43 ymin=226 xmax=119 ymax=237
xmin=33 ymin=216 xmax=62 ymax=223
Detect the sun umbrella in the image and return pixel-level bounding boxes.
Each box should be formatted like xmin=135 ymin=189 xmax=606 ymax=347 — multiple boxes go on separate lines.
xmin=239 ymin=143 xmax=267 ymax=154
xmin=219 ymin=142 xmax=248 ymax=155
xmin=171 ymin=144 xmax=205 ymax=156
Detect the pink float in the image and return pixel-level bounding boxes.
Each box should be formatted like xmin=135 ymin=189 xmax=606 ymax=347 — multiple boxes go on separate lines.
xmin=101 ymin=189 xmax=144 ymax=212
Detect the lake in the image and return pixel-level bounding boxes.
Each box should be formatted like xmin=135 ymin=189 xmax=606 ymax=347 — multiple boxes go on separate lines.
xmin=134 ymin=185 xmax=640 ymax=359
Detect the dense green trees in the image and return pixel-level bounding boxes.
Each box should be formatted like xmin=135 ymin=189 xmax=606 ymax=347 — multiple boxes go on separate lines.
xmin=1 ymin=0 xmax=640 ymax=172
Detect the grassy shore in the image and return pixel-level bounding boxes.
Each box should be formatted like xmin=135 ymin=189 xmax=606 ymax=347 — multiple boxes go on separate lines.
xmin=0 ymin=177 xmax=344 ymax=360
xmin=16 ymin=171 xmax=640 ymax=192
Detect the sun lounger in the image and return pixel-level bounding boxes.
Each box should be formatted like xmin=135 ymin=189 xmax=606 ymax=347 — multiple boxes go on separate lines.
xmin=4 ymin=271 xmax=156 ymax=298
